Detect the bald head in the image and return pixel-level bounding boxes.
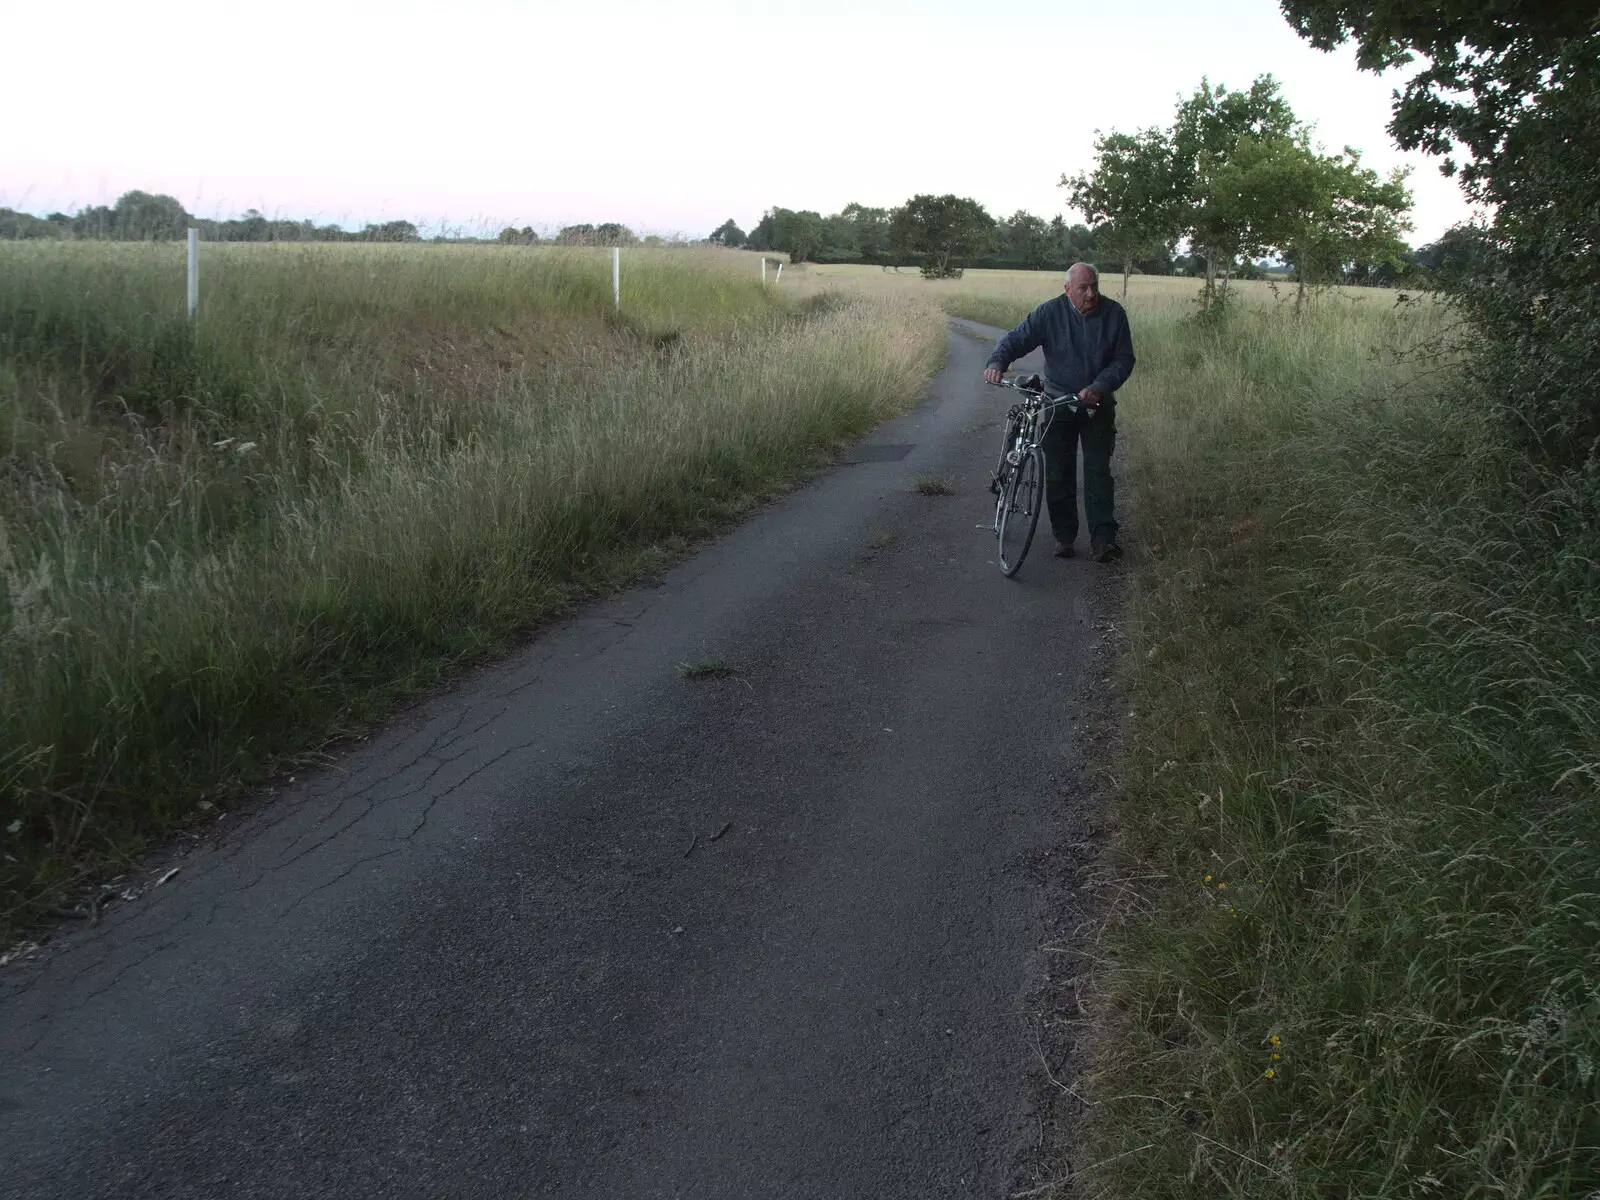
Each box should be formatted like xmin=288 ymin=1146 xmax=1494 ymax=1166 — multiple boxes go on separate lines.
xmin=1065 ymin=262 xmax=1102 ymax=314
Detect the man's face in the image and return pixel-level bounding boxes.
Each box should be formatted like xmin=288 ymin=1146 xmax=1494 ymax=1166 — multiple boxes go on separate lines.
xmin=1065 ymin=270 xmax=1101 ymax=314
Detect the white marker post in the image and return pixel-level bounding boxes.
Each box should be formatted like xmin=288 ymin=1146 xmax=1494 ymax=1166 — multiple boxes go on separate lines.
xmin=761 ymin=257 xmax=767 ymax=289
xmin=775 ymin=263 xmax=783 ymax=285
xmin=186 ymin=228 xmax=199 ymax=326
xmin=612 ymin=246 xmax=621 ymax=311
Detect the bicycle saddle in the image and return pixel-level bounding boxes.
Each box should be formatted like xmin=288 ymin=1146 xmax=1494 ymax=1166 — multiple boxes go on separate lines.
xmin=1014 ymin=372 xmax=1044 ymax=391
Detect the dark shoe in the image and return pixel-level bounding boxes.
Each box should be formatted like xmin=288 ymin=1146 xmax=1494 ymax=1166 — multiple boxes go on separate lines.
xmin=1053 ymin=541 xmax=1075 ymax=558
xmin=1090 ymin=538 xmax=1123 ymax=563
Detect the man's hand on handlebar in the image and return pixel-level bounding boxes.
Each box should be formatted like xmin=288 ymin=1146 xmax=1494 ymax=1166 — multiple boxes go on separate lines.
xmin=984 ymin=370 xmax=1104 ymax=415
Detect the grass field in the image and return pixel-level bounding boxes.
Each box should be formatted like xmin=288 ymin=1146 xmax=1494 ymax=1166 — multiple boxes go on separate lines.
xmin=0 ymin=242 xmax=942 ymax=932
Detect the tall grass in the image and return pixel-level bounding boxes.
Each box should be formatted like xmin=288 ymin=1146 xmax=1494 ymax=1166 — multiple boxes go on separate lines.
xmin=1061 ymin=299 xmax=1600 ymax=1196
xmin=0 ymin=243 xmax=943 ymax=930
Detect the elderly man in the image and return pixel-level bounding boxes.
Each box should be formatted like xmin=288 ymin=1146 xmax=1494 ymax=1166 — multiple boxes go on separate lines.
xmin=982 ymin=263 xmax=1135 ymax=562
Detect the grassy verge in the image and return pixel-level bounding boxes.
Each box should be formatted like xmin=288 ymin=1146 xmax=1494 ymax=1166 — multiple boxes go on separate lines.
xmin=940 ymin=294 xmax=1036 ymax=330
xmin=0 ymin=243 xmax=943 ymax=935
xmin=1064 ymin=298 xmax=1600 ymax=1195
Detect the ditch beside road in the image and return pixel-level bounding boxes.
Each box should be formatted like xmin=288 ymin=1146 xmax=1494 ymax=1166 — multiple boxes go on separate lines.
xmin=0 ymin=323 xmax=1119 ymax=1199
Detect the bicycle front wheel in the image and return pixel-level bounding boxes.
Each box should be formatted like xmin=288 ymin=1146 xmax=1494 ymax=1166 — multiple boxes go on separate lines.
xmin=997 ymin=448 xmax=1045 ymax=577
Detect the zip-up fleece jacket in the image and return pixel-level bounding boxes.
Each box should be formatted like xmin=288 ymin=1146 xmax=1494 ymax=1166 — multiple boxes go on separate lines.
xmin=984 ymin=294 xmax=1136 ymax=399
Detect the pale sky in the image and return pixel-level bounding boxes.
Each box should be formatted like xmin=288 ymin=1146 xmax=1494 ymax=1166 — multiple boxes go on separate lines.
xmin=1 ymin=0 xmax=1479 ymax=245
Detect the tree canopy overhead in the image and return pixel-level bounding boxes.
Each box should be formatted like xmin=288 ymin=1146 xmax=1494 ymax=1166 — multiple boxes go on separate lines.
xmin=1279 ymin=0 xmax=1595 ymax=198
xmin=1281 ymin=0 xmax=1600 ymax=470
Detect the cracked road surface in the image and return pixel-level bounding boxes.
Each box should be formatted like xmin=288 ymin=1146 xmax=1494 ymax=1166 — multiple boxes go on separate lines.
xmin=0 ymin=323 xmax=1115 ymax=1199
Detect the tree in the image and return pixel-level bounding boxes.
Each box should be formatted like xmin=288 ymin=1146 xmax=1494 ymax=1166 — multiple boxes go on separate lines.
xmin=819 ymin=212 xmax=860 ymax=260
xmin=840 ymin=203 xmax=891 ymax=262
xmin=1410 ymin=225 xmax=1490 ymax=282
xmin=996 ymin=210 xmax=1053 ymax=269
xmin=1281 ymin=0 xmax=1600 ymax=470
xmin=1200 ymin=133 xmax=1411 ymax=310
xmin=748 ymin=208 xmax=820 ymax=263
xmin=1048 ymin=216 xmax=1093 ymax=267
xmin=359 ymin=220 xmax=420 ymax=242
xmin=1169 ymin=76 xmax=1298 ymax=306
xmin=780 ymin=210 xmax=825 ymax=262
xmin=110 ymin=191 xmax=192 ymax=240
xmin=889 ymin=194 xmax=995 ymax=279
xmin=0 ymin=208 xmax=65 ymax=239
xmin=707 ymin=219 xmax=745 ymax=247
xmin=742 ymin=208 xmax=822 ymax=261
xmin=1280 ymin=0 xmax=1592 ymax=201
xmin=744 ymin=211 xmax=775 ymax=251
xmin=1286 ymin=149 xmax=1411 ymax=305
xmin=1063 ymin=127 xmax=1182 ymax=298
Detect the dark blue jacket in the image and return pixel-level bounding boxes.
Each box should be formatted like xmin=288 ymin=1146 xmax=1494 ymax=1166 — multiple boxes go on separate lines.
xmin=985 ymin=295 xmax=1136 ymax=398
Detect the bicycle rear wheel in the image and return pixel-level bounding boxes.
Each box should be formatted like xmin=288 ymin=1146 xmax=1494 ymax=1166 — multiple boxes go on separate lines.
xmin=997 ymin=448 xmax=1045 ymax=577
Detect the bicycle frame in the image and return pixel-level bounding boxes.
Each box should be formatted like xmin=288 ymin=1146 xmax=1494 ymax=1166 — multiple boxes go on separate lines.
xmin=987 ymin=377 xmax=1081 ymax=520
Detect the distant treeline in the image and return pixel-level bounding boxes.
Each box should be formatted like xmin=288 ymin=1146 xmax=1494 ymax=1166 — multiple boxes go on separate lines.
xmin=0 ymin=191 xmax=425 ymax=243
xmin=709 ymin=205 xmax=1106 ymax=273
xmin=494 ymin=223 xmax=687 ymax=247
xmin=0 ymin=192 xmax=679 ymax=249
xmin=3 ymin=188 xmax=1474 ymax=284
xmin=713 ymin=201 xmax=1475 ymax=285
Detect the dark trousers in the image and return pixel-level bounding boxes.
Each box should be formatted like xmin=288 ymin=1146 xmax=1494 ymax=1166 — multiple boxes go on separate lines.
xmin=1041 ymin=403 xmax=1117 ymax=545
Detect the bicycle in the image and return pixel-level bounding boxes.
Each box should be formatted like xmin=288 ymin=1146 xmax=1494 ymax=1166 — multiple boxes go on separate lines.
xmin=986 ymin=373 xmax=1083 ymax=577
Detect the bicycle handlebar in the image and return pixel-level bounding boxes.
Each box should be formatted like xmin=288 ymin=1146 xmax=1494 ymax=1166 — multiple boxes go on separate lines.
xmin=986 ymin=376 xmax=1085 ymax=414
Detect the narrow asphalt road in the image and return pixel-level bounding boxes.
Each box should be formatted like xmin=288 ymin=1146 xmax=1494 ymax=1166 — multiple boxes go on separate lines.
xmin=1 ymin=322 xmax=1117 ymax=1199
